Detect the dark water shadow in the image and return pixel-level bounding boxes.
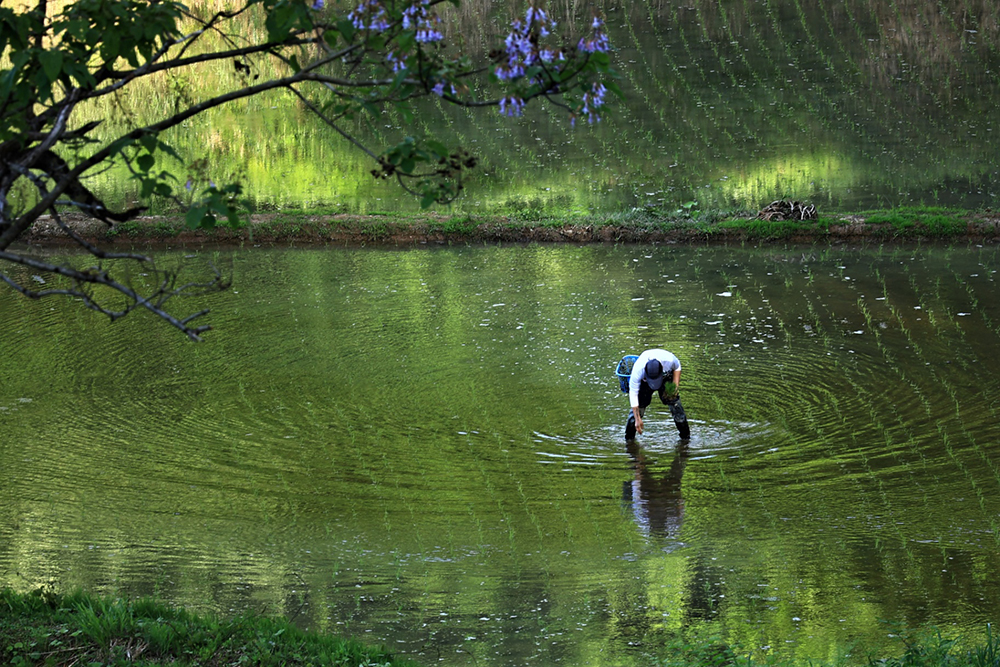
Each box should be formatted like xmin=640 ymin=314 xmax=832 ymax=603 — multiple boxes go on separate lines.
xmin=622 ymin=439 xmax=690 ymax=547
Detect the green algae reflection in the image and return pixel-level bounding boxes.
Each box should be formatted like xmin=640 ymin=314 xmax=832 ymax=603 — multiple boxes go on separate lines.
xmin=59 ymin=0 xmax=1000 ymax=217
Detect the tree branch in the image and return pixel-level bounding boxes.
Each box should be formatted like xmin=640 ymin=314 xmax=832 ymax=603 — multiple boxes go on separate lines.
xmin=0 ymin=249 xmax=227 ymax=341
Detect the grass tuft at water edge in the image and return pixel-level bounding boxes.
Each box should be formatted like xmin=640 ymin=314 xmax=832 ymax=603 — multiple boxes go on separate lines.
xmin=0 ymin=587 xmax=417 ymax=667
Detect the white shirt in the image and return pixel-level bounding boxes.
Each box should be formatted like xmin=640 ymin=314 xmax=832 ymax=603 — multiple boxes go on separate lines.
xmin=629 ymin=348 xmax=681 ymax=408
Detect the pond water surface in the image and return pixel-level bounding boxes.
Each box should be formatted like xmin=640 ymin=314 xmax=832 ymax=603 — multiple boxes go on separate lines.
xmin=2 ymin=243 xmax=1000 ymax=665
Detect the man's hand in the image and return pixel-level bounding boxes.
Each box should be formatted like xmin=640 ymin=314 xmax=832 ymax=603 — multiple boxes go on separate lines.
xmin=633 ymin=408 xmax=644 ymax=434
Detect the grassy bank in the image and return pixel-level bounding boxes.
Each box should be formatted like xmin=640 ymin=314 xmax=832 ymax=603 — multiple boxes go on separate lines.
xmin=2 ymin=588 xmax=998 ymax=667
xmin=0 ymin=588 xmax=417 ymax=667
xmin=21 ymin=205 xmax=1000 ymax=249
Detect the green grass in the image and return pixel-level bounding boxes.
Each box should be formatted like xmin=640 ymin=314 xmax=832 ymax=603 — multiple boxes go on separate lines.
xmin=649 ymin=624 xmax=1000 ymax=667
xmin=851 ymin=206 xmax=969 ymax=237
xmin=706 ymin=215 xmax=826 ymax=240
xmin=104 ymin=221 xmax=143 ymax=238
xmin=4 ymin=588 xmax=999 ymax=667
xmin=0 ymin=588 xmax=417 ymax=667
xmin=427 ymin=215 xmax=479 ymax=235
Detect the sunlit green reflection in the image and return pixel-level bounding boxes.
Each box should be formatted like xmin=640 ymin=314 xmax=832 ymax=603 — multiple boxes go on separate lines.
xmin=41 ymin=0 xmax=998 ymax=216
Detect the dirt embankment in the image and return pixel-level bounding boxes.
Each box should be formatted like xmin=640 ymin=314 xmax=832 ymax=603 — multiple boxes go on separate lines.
xmin=15 ymin=212 xmax=1000 ymax=249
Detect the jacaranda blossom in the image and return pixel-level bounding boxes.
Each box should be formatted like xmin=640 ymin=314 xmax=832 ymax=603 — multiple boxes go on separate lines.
xmin=350 ymin=0 xmax=389 ymax=32
xmin=499 ymin=96 xmax=525 ymax=117
xmin=578 ymin=16 xmax=609 ymax=53
xmin=416 ymin=26 xmax=444 ymax=42
xmin=495 ymin=6 xmax=558 ymax=82
xmin=403 ymin=0 xmax=444 ymax=42
xmin=580 ymin=81 xmax=607 ymax=123
xmin=386 ymin=51 xmax=406 ymax=73
xmin=432 ymin=81 xmax=456 ymax=97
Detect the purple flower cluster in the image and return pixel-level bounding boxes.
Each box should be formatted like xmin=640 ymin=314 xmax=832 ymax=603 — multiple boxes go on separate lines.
xmin=349 ymin=0 xmax=390 ymax=32
xmin=403 ymin=0 xmax=444 ymax=42
xmin=499 ymin=96 xmax=525 ymax=117
xmin=432 ymin=81 xmax=457 ymax=97
xmin=580 ymin=81 xmax=606 ymax=123
xmin=385 ymin=51 xmax=406 ymax=73
xmin=578 ymin=16 xmax=609 ymax=53
xmin=495 ymin=6 xmax=562 ymax=82
xmin=310 ymin=0 xmax=324 ymax=10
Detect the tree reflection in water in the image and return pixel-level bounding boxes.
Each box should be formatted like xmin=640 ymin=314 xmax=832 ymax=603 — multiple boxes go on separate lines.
xmin=622 ymin=440 xmax=690 ymax=544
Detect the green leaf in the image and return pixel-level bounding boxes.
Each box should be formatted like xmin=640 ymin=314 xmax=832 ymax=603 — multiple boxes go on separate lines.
xmin=0 ymin=9 xmax=30 ymax=51
xmin=62 ymin=58 xmax=95 ymax=88
xmin=606 ymin=80 xmax=625 ymax=100
xmin=153 ymin=138 xmax=182 ymax=162
xmin=265 ymin=4 xmax=295 ymax=42
xmin=337 ymin=18 xmax=355 ymax=43
xmin=138 ymin=133 xmax=158 ymax=153
xmin=106 ymin=136 xmax=136 ymax=158
xmin=186 ymin=205 xmax=208 ymax=230
xmin=424 ymin=140 xmax=448 ymax=157
xmin=32 ymin=69 xmax=53 ymax=101
xmin=589 ymin=51 xmax=611 ymax=68
xmin=0 ymin=57 xmax=25 ymax=104
xmin=37 ymin=50 xmax=63 ymax=83
xmin=100 ymin=31 xmax=121 ymax=63
xmin=136 ymin=153 xmax=155 ymax=172
xmin=524 ymin=65 xmax=543 ymax=81
xmin=389 ymin=67 xmax=408 ymax=93
xmin=396 ymin=31 xmax=416 ymax=53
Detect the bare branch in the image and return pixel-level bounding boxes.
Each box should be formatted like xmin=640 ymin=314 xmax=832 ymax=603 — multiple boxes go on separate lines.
xmin=51 ymin=209 xmax=152 ymax=261
xmin=9 ymin=163 xmax=149 ymax=260
xmin=16 ymin=93 xmax=78 ymax=175
xmin=0 ymin=249 xmax=227 ymax=341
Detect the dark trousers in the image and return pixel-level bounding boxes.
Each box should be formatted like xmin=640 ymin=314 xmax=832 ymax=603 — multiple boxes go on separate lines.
xmin=637 ymin=381 xmax=690 ymax=438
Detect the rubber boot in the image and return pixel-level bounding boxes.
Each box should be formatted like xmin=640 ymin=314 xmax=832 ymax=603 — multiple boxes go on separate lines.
xmin=624 ymin=407 xmax=644 ymax=440
xmin=625 ymin=413 xmax=636 ymax=440
xmin=667 ymin=397 xmax=690 ymax=439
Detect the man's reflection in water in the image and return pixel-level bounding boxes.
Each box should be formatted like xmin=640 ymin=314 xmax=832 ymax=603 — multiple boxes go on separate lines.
xmin=622 ymin=439 xmax=690 ymax=540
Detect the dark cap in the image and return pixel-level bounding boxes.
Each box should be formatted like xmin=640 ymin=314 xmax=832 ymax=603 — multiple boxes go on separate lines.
xmin=644 ymin=359 xmax=665 ymax=390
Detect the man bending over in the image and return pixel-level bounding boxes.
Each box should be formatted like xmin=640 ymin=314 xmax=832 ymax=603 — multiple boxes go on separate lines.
xmin=627 ymin=348 xmax=690 ymax=440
